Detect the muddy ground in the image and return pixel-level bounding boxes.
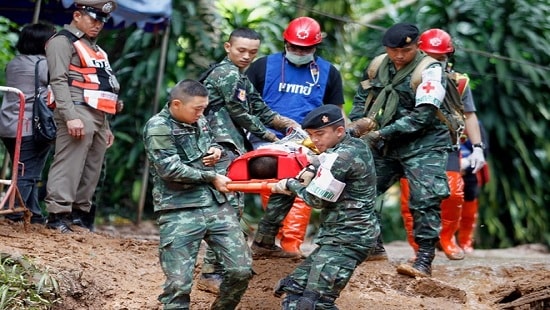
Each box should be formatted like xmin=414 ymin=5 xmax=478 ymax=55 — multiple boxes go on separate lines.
xmin=0 ymin=219 xmax=548 ymax=310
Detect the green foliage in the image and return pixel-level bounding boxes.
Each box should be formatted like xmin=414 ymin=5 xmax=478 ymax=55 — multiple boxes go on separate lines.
xmin=0 ymin=254 xmax=59 ymax=309
xmin=94 ymin=0 xmax=550 ymax=247
xmin=1 ymin=0 xmax=546 ymax=248
xmin=0 ymin=17 xmax=18 ymax=86
xmin=400 ymin=0 xmax=550 ymax=247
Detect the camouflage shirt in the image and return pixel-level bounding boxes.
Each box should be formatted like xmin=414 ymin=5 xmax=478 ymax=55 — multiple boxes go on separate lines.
xmin=143 ymin=105 xmax=226 ymax=212
xmin=350 ymin=52 xmax=450 ymax=151
xmin=287 ymin=134 xmax=380 ymax=246
xmin=203 ymin=57 xmax=279 ymax=153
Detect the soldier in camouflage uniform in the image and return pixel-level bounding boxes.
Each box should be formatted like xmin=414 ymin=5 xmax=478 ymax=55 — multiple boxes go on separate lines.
xmin=142 ymin=80 xmax=252 ymax=310
xmin=253 ymin=105 xmax=380 ymax=310
xmin=348 ymin=23 xmax=450 ymax=277
xmin=198 ymin=27 xmax=298 ymax=293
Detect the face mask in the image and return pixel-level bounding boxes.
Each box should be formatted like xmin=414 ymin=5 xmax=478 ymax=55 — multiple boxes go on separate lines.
xmin=285 ymin=49 xmax=315 ymax=65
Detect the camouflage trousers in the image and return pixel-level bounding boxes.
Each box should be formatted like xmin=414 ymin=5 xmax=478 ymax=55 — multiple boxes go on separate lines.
xmin=202 ymin=192 xmax=245 ymax=274
xmin=278 ymin=244 xmax=371 ymax=310
xmin=157 ymin=202 xmax=252 ymax=310
xmin=374 ymin=147 xmax=449 ymax=249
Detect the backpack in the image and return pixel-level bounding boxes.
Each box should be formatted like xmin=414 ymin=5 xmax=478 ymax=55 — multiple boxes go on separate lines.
xmin=366 ymin=53 xmax=466 ymax=147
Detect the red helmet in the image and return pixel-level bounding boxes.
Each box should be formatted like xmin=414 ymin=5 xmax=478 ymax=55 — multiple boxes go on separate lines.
xmin=283 ymin=17 xmax=322 ymax=46
xmin=418 ymin=28 xmax=455 ymax=54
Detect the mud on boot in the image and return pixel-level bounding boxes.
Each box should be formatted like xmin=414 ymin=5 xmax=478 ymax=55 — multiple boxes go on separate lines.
xmin=196 ymin=273 xmax=222 ymax=294
xmin=396 ymin=251 xmax=435 ymax=278
xmin=251 ymin=241 xmax=303 ymax=259
xmin=366 ymin=242 xmax=388 ymax=261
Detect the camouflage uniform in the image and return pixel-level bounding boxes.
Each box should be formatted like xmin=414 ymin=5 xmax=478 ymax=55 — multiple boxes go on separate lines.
xmin=203 ymin=57 xmax=280 ymax=154
xmin=349 ymin=51 xmax=450 ymax=271
xmin=256 ymin=134 xmax=380 ymax=309
xmin=143 ymin=105 xmax=252 ymax=310
xmin=201 ymin=57 xmax=282 ymax=276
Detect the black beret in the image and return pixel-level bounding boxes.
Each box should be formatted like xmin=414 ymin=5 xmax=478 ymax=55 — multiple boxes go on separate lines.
xmin=302 ymin=105 xmax=343 ymax=130
xmin=382 ymin=23 xmax=419 ymax=48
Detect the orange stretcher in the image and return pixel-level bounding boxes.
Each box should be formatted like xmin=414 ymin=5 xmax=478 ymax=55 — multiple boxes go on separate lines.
xmin=0 ymin=86 xmax=31 ymax=224
xmin=225 ymin=148 xmax=309 ymax=195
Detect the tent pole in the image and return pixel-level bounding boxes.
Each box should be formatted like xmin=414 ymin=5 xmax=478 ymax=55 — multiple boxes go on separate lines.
xmin=136 ymin=23 xmax=171 ymax=225
xmin=32 ymin=0 xmax=42 ymax=23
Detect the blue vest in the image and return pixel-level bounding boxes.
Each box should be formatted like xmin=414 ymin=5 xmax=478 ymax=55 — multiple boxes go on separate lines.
xmin=263 ymin=53 xmax=330 ymax=126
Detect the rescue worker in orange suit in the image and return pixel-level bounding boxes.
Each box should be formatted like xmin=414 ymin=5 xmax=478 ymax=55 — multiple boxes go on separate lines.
xmin=458 ymin=121 xmax=490 ymax=253
xmin=246 ymin=17 xmax=345 ymax=255
xmin=44 ymin=0 xmax=120 ymax=233
xmin=400 ymin=29 xmax=486 ymax=259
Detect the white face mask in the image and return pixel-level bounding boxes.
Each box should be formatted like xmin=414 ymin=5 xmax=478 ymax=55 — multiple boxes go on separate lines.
xmin=284 ymin=49 xmax=315 ymax=65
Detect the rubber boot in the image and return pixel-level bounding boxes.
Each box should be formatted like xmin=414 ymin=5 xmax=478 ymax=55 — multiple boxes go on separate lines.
xmin=262 ymin=191 xmax=307 ymax=255
xmin=458 ymin=199 xmax=478 ymax=253
xmin=397 ymin=246 xmax=435 ymax=278
xmin=400 ymin=178 xmax=419 ymax=255
xmin=279 ymin=198 xmax=311 ymax=255
xmin=439 ymin=171 xmax=465 ymax=260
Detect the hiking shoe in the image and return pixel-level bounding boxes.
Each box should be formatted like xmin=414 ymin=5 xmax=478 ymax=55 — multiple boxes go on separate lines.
xmin=396 ymin=262 xmax=431 ymax=278
xmin=366 ymin=243 xmax=388 ymax=261
xmin=196 ymin=273 xmax=222 ymax=294
xmin=251 ymin=242 xmax=303 ymax=259
xmin=46 ymin=213 xmax=72 ymax=234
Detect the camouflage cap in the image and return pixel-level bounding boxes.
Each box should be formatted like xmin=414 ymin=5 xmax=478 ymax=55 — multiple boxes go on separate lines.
xmin=382 ymin=22 xmax=419 ymax=48
xmin=302 ymin=105 xmax=343 ymax=130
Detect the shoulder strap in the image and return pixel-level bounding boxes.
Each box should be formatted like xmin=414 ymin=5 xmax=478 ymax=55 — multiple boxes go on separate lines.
xmin=34 ymin=58 xmax=46 ymax=97
xmin=56 ymin=29 xmax=79 ymax=42
xmin=359 ymin=54 xmax=387 ymax=116
xmin=198 ymin=62 xmax=224 ymax=84
xmin=409 ymin=55 xmax=439 ymax=91
xmin=366 ymin=53 xmax=387 ymax=80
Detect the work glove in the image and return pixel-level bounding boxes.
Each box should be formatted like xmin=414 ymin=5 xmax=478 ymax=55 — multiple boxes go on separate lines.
xmin=468 ymin=147 xmax=486 ymax=173
xmin=271 ymin=178 xmax=292 ymax=195
xmin=362 ymin=131 xmax=383 ymax=149
xmin=297 ymin=164 xmax=316 ymax=186
xmin=348 ymin=117 xmax=377 ymax=137
xmin=262 ymin=131 xmax=279 ymax=143
xmin=270 ymin=115 xmax=300 ymax=135
xmin=460 ymin=158 xmax=470 ymax=172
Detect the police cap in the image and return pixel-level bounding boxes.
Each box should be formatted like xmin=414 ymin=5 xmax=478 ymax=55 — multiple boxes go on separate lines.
xmin=382 ymin=22 xmax=419 ymax=48
xmin=75 ymin=0 xmax=117 ymax=23
xmin=302 ymin=105 xmax=344 ymax=130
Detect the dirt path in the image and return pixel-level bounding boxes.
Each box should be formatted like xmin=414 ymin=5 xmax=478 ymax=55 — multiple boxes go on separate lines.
xmin=0 ymin=219 xmax=548 ymax=309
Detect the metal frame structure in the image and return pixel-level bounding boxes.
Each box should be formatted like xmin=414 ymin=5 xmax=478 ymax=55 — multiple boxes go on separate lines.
xmin=0 ymin=86 xmax=31 ymax=224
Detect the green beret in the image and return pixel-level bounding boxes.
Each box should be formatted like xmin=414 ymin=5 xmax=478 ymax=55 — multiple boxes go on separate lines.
xmin=382 ymin=23 xmax=419 ymax=48
xmin=301 ymin=105 xmax=343 ymax=130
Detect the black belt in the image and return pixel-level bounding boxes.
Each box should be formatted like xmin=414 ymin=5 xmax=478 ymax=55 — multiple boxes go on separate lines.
xmin=73 ymin=101 xmax=88 ymax=106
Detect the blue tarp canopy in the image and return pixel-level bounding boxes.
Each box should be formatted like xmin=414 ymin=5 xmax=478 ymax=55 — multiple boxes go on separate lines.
xmin=0 ymin=0 xmax=172 ymax=31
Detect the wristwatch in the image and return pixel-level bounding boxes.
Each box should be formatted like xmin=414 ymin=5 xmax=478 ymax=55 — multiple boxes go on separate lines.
xmin=473 ymin=142 xmax=486 ymax=149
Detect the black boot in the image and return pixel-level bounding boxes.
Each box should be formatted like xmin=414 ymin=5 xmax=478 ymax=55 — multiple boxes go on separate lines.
xmin=396 ymin=249 xmax=435 ymax=278
xmin=296 ymin=290 xmax=320 ymax=310
xmin=46 ymin=213 xmax=72 ymax=233
xmin=366 ymin=237 xmax=388 ymax=261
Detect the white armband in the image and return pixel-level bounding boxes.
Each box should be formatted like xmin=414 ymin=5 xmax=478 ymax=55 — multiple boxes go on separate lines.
xmin=305 ymin=153 xmax=345 ymax=202
xmin=415 ymin=67 xmax=445 ymax=108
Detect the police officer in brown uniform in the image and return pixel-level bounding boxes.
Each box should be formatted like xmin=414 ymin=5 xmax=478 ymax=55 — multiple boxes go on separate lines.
xmin=45 ymin=0 xmax=119 ymax=233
